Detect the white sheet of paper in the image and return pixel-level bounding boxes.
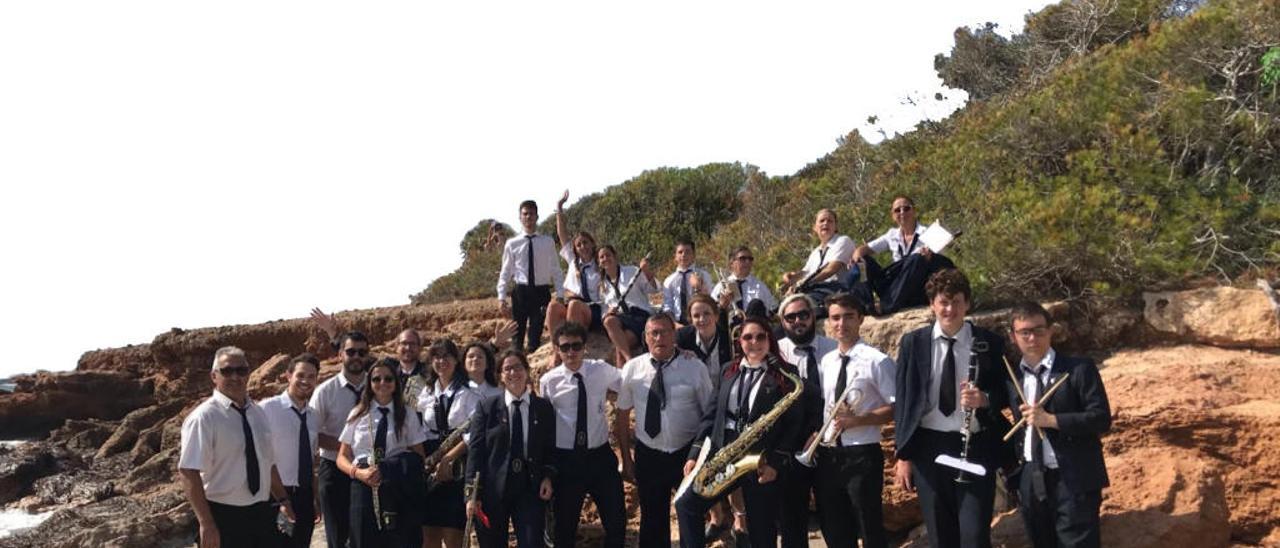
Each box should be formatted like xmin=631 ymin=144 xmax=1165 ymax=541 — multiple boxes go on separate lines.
xmin=920 ymin=220 xmax=955 ymax=253
xmin=935 ymin=454 xmax=987 ymax=476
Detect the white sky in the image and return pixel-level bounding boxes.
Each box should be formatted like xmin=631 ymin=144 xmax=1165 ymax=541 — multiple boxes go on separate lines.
xmin=0 ymin=1 xmax=1051 ymax=378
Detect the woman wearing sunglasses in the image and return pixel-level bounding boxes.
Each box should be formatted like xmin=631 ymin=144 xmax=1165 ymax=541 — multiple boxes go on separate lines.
xmin=848 ymin=195 xmax=956 ymax=315
xmin=417 ymin=340 xmax=483 ymax=548
xmin=337 ymin=358 xmax=428 ymax=548
xmin=675 ymin=316 xmax=809 ymax=548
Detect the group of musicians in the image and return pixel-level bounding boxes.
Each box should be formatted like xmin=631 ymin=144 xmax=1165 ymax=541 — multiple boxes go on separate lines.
xmin=179 ymin=196 xmax=1111 ymax=548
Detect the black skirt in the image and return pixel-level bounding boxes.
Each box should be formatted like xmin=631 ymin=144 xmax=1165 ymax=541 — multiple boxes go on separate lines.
xmin=421 ymin=437 xmax=468 ymax=529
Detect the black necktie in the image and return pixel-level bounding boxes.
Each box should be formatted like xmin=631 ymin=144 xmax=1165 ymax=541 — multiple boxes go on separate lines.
xmin=1026 ymin=364 xmax=1048 ymax=500
xmin=678 ymin=271 xmax=690 ymax=323
xmin=511 ymin=400 xmax=525 ymax=460
xmin=800 ymin=345 xmax=820 ymax=384
xmin=939 ymin=336 xmax=958 ymax=417
xmin=736 ymin=279 xmax=747 ymax=311
xmin=818 ymin=246 xmax=828 ymax=265
xmin=291 ymin=406 xmax=312 ymax=490
xmin=574 ymin=372 xmax=588 ymax=452
xmin=346 ymin=384 xmax=361 ymax=405
xmin=835 ymin=355 xmax=850 ymax=447
xmin=232 ymin=404 xmax=260 ymax=495
xmin=435 ymin=390 xmax=451 ymax=434
xmin=374 ymin=407 xmax=389 ymax=457
xmin=579 ymin=263 xmax=592 ymax=302
xmin=526 ymin=235 xmax=537 ymax=285
xmin=736 ymin=368 xmax=759 ymax=426
xmin=645 ymin=358 xmax=666 ymax=438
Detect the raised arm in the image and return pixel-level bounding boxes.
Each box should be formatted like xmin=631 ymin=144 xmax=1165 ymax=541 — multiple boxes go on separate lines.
xmin=555 ymin=189 xmax=571 ymax=248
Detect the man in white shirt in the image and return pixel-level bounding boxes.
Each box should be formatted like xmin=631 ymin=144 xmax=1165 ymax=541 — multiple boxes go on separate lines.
xmin=661 ymin=238 xmax=713 ymax=326
xmin=710 ymin=245 xmax=776 ymax=321
xmin=615 ymin=312 xmax=715 ymax=547
xmin=180 ymin=346 xmax=294 ymax=548
xmin=848 ymin=196 xmax=956 ymax=315
xmin=260 ymin=353 xmax=322 ymax=548
xmin=774 ymin=294 xmax=836 ymax=548
xmin=539 ymin=322 xmax=626 ymax=548
xmin=781 ymin=208 xmax=856 ymax=313
xmin=813 ymin=293 xmax=894 ymax=548
xmin=309 ymin=331 xmax=371 ymax=548
xmin=497 ymin=199 xmax=565 ymax=352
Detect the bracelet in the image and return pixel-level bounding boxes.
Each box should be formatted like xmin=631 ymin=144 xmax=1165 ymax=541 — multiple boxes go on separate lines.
xmin=733 ymin=511 xmax=747 ymax=517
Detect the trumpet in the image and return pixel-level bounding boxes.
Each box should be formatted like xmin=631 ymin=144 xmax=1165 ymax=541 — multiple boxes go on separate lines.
xmin=712 ymin=266 xmax=746 ymax=323
xmin=795 ymin=384 xmax=864 ymax=468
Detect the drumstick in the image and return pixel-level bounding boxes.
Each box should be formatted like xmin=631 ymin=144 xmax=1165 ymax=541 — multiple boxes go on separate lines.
xmin=1002 ymin=372 xmax=1070 ymax=442
xmin=1002 ymin=356 xmax=1046 ymax=441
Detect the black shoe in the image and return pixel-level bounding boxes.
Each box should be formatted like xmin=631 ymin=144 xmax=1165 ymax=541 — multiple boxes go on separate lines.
xmin=704 ymin=522 xmax=729 ymax=544
xmin=733 ymin=528 xmax=750 ymax=548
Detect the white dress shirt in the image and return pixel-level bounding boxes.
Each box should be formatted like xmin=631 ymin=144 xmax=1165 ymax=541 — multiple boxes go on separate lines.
xmin=800 ymin=235 xmax=855 ymax=279
xmin=921 ymin=321 xmax=978 ymax=433
xmin=1021 ymin=348 xmax=1060 ymax=469
xmin=599 ymin=265 xmax=659 ymax=313
xmin=693 ymin=330 xmax=725 ymax=386
xmin=725 ymin=362 xmax=768 ymax=431
xmin=418 ymin=379 xmax=481 ymax=441
xmin=504 ymin=390 xmax=532 ymax=448
xmin=710 ymin=274 xmax=777 ymax=313
xmin=560 ymin=242 xmax=602 ymax=302
xmin=309 ymin=372 xmax=365 ymax=462
xmin=662 ymin=266 xmax=713 ymax=319
xmin=260 ymin=391 xmax=320 ymax=487
xmin=867 ymin=224 xmax=928 ymax=262
xmin=339 ymin=404 xmax=428 ymax=463
xmin=179 ymin=389 xmax=277 ymax=506
xmin=540 ymin=359 xmax=621 ymax=450
xmin=617 ymin=351 xmax=714 ymax=452
xmin=819 ymin=340 xmax=897 ymax=446
xmin=497 ymin=232 xmax=565 ymax=300
xmin=778 ymin=335 xmax=838 ymax=383
xmin=470 ymin=380 xmax=505 ymax=402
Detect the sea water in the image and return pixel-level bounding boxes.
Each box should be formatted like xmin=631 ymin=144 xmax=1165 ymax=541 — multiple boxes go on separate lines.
xmin=0 ymin=508 xmax=52 ymax=539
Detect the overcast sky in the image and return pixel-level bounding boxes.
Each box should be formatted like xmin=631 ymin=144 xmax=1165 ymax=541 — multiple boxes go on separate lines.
xmin=0 ymin=1 xmax=1052 ymax=378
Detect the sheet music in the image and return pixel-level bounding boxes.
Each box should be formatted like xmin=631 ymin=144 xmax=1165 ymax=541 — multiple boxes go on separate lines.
xmin=920 ymin=220 xmax=955 ymax=253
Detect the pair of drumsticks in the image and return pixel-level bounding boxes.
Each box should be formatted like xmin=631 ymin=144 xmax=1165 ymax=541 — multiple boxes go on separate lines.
xmin=1001 ymin=356 xmax=1070 ymax=443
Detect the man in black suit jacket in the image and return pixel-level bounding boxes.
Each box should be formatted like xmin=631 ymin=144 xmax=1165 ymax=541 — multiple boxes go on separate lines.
xmin=466 ymin=351 xmax=557 ymax=548
xmin=1003 ymin=302 xmax=1110 ymax=548
xmin=675 ymin=317 xmax=808 ymax=548
xmin=893 ymin=269 xmax=1011 ymax=548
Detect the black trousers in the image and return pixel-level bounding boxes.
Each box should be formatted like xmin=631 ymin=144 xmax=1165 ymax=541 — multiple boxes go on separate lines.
xmin=512 ymin=284 xmax=552 ymax=352
xmin=675 ymin=459 xmax=782 ymax=548
xmin=910 ymin=428 xmax=998 ymax=548
xmin=477 ymin=478 xmax=546 ymax=548
xmin=851 ymin=254 xmax=956 ymax=315
xmin=779 ymin=456 xmax=815 ymax=548
xmin=815 ymin=444 xmax=888 ymax=548
xmin=206 ymin=501 xmax=277 ymax=548
xmin=634 ymin=440 xmax=692 ymax=548
xmin=1018 ymin=466 xmax=1102 ymax=548
xmin=552 ymin=446 xmax=626 ymax=548
xmin=317 ymin=458 xmax=352 ymax=548
xmin=281 ymin=485 xmax=317 ymax=548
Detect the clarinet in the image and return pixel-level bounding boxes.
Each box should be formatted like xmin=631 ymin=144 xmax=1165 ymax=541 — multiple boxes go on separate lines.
xmin=367 ymin=412 xmax=385 ymax=530
xmin=955 ymin=339 xmax=988 ymax=483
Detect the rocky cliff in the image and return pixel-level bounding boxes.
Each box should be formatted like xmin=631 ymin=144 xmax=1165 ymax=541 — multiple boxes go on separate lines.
xmin=0 ymin=287 xmax=1277 ymax=547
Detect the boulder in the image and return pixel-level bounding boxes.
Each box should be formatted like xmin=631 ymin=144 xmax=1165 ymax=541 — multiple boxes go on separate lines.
xmin=95 ymin=401 xmax=187 ymax=460
xmin=1100 ymin=447 xmax=1231 ymax=547
xmin=857 ymin=301 xmax=1070 ymax=359
xmin=1144 ymin=287 xmax=1280 ymax=348
xmin=0 ymin=371 xmax=155 ymax=439
xmin=0 ymin=447 xmax=58 ymax=505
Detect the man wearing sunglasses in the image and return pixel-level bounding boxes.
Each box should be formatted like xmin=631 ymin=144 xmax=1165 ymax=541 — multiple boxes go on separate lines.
xmin=308 ymin=331 xmax=371 ymax=548
xmin=538 ymin=322 xmax=627 ymax=548
xmin=774 ymin=294 xmax=834 ymax=548
xmin=180 ymin=346 xmax=295 ymax=548
xmin=848 ymin=196 xmax=956 ymax=315
xmin=710 ymin=246 xmax=776 ymax=322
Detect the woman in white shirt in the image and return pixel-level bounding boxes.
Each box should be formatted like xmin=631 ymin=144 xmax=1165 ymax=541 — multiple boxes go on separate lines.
xmin=463 ymin=341 xmax=505 ymax=402
xmin=596 ymin=244 xmax=660 ymax=364
xmin=338 ymin=358 xmax=428 ymax=548
xmin=418 ymin=340 xmax=482 ymax=548
xmin=848 ymin=195 xmax=956 ymax=315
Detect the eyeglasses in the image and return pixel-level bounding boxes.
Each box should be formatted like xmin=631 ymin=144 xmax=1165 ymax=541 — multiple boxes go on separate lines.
xmin=740 ymin=333 xmax=769 ymax=343
xmin=344 ymin=348 xmax=370 ymax=357
xmin=734 ymin=256 xmax=754 ymax=262
xmin=216 ymin=366 xmax=250 ymax=377
xmin=557 ymin=341 xmax=584 ymax=352
xmin=893 ymin=205 xmax=913 ymax=213
xmin=369 ymin=375 xmax=396 ymax=384
xmin=782 ymin=310 xmax=813 ymax=323
xmin=1014 ymin=326 xmax=1049 ymax=339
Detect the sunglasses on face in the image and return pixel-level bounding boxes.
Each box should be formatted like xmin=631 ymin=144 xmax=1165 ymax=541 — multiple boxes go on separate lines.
xmin=344 ymin=348 xmax=370 ymax=357
xmin=740 ymin=333 xmax=769 ymax=343
xmin=782 ymin=310 xmax=813 ymax=323
xmin=893 ymin=205 xmax=914 ymax=213
xmin=557 ymin=341 xmax=585 ymax=352
xmin=735 ymin=256 xmax=754 ymax=262
xmin=370 ymin=375 xmax=396 ymax=384
xmin=217 ymin=366 xmax=251 ymax=377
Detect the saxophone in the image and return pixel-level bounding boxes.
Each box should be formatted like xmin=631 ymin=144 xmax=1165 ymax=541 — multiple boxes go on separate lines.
xmin=424 ymin=417 xmax=472 ymax=491
xmin=676 ymin=361 xmax=804 ymax=500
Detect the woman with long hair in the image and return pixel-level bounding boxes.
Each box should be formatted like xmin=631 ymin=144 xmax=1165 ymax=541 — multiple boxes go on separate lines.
xmin=596 ymin=244 xmax=659 ymax=364
xmin=462 ymin=341 xmax=504 ymax=402
xmin=674 ymin=316 xmax=809 ymax=548
xmin=338 ymin=358 xmax=428 ymax=548
xmin=545 ymin=190 xmax=604 ymax=337
xmin=417 ymin=340 xmax=482 ymax=548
